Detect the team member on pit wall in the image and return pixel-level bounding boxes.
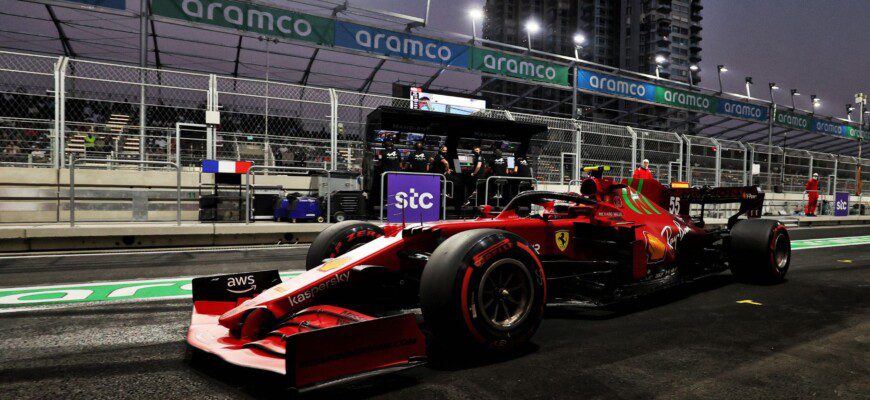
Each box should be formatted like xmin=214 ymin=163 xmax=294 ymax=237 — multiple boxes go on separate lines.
xmin=632 ymin=158 xmax=655 ymax=180
xmin=805 ymin=172 xmax=820 ymax=216
xmin=378 ymin=141 xmax=402 ymax=172
xmin=408 ymin=141 xmax=429 ymax=173
xmin=488 ymin=148 xmax=508 ymax=177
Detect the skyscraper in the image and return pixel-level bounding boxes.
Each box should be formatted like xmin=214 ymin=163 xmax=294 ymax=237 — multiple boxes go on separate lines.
xmin=481 ymin=0 xmax=702 ymax=130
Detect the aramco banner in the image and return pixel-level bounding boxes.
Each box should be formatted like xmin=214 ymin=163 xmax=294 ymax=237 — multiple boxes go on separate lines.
xmin=334 ymin=21 xmax=470 ymax=68
xmin=471 ymin=49 xmax=569 ymax=85
xmin=152 ymin=0 xmax=335 ymax=45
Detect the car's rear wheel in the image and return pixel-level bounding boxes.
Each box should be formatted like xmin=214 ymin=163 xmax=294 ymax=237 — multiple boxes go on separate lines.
xmin=305 ymin=221 xmax=383 ymax=270
xmin=420 ymin=229 xmax=546 ymax=352
xmin=729 ymin=219 xmax=790 ymax=283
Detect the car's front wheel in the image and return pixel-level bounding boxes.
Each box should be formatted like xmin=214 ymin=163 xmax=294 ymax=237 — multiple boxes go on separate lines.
xmin=420 ymin=229 xmax=546 ymax=352
xmin=305 ymin=221 xmax=383 ymax=270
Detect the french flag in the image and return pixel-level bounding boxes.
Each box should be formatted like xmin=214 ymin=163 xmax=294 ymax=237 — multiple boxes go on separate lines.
xmin=201 ymin=160 xmax=252 ymax=174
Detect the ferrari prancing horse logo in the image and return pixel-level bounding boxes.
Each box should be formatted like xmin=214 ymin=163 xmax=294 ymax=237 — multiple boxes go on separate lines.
xmin=555 ymin=230 xmax=570 ymax=252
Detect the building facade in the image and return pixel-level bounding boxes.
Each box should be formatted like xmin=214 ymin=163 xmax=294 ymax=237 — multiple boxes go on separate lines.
xmin=481 ymin=0 xmax=702 ymax=130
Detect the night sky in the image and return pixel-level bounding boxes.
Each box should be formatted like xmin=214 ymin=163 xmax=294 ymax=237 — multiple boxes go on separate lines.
xmin=359 ymin=0 xmax=870 ymax=118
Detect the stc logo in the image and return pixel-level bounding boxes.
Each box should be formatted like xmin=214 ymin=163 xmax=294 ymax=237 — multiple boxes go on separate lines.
xmin=394 ymin=188 xmax=434 ymax=210
xmin=836 ymin=199 xmax=848 ymax=210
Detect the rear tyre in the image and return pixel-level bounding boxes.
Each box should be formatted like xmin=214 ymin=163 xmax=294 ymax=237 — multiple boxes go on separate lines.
xmin=305 ymin=221 xmax=383 ymax=270
xmin=729 ymin=219 xmax=790 ymax=283
xmin=420 ymin=229 xmax=546 ymax=352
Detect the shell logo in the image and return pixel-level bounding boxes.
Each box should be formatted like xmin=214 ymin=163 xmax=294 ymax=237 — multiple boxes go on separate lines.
xmin=644 ymin=232 xmax=667 ymax=263
xmin=318 ymin=257 xmax=350 ymax=272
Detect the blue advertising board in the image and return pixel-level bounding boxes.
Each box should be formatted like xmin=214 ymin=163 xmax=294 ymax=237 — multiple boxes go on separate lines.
xmin=335 ymin=21 xmax=470 ymax=68
xmin=717 ymin=98 xmax=768 ymax=122
xmin=576 ymin=69 xmax=656 ymax=102
xmin=63 ymin=0 xmax=125 ymax=10
xmin=386 ymin=174 xmax=442 ymax=223
xmin=834 ymin=192 xmax=849 ymax=217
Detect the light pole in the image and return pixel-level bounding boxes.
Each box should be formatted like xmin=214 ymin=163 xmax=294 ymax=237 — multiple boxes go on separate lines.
xmin=745 ymin=76 xmax=753 ymax=98
xmin=857 ymin=93 xmax=866 ymax=196
xmin=468 ymin=8 xmax=483 ymax=43
xmin=655 ymin=55 xmax=667 ymax=79
xmin=768 ymin=82 xmax=779 ymax=187
xmin=790 ymin=89 xmax=800 ymax=110
xmin=525 ymin=19 xmax=540 ymax=51
xmin=688 ymin=64 xmax=698 ymax=87
xmin=716 ymin=64 xmax=727 ymax=93
xmin=571 ymin=33 xmax=585 ymax=121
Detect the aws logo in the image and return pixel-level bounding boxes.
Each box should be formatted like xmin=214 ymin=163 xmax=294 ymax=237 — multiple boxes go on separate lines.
xmin=226 ymin=275 xmax=256 ymax=294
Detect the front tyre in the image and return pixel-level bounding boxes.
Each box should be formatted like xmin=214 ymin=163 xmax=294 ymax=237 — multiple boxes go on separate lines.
xmin=305 ymin=221 xmax=383 ymax=270
xmin=729 ymin=219 xmax=790 ymax=283
xmin=420 ymin=229 xmax=546 ymax=352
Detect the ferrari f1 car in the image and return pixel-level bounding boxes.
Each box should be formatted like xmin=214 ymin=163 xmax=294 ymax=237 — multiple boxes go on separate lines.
xmin=187 ymin=166 xmax=790 ymax=392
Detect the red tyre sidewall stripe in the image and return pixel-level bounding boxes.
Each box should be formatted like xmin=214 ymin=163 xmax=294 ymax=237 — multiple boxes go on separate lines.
xmin=517 ymin=241 xmax=546 ymax=304
xmin=460 ymin=266 xmax=486 ymax=344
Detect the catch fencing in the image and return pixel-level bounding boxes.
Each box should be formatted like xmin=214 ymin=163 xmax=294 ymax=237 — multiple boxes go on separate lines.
xmin=0 ymin=51 xmax=867 ymax=196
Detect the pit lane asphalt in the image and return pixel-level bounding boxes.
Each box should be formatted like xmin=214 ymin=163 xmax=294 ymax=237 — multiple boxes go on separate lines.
xmin=0 ymin=225 xmax=867 ymax=399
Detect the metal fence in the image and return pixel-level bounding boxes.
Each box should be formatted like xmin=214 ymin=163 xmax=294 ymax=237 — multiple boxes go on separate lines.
xmin=0 ymin=51 xmax=868 ymax=195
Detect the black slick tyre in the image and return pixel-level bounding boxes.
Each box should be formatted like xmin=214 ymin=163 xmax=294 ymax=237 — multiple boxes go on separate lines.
xmin=729 ymin=219 xmax=791 ymax=283
xmin=304 ymin=221 xmax=383 ymax=270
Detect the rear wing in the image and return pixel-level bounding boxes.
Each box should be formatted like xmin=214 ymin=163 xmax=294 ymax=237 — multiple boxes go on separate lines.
xmin=624 ymin=178 xmax=764 ymax=228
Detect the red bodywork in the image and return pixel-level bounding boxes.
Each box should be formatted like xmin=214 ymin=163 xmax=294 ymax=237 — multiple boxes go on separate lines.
xmin=187 ymin=176 xmax=762 ymax=390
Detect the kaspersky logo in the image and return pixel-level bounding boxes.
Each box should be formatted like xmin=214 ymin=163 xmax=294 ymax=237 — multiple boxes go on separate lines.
xmin=287 ymin=272 xmax=350 ymax=306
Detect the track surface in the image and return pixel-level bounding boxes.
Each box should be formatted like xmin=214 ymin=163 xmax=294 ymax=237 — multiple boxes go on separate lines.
xmin=1 ymin=226 xmax=868 ymax=399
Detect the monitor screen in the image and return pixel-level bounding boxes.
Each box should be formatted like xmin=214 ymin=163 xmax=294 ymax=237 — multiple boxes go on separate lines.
xmin=506 ymin=156 xmax=515 ymax=169
xmin=410 ymin=87 xmax=487 ymax=115
xmin=374 ymin=130 xmax=399 ymax=143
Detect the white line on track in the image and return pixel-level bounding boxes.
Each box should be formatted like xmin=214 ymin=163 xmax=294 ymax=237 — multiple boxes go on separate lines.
xmin=0 ymin=294 xmax=193 ymax=314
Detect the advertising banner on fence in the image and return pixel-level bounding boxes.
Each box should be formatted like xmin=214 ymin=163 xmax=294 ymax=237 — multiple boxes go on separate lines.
xmin=386 ymin=174 xmax=441 ymax=223
xmin=655 ymin=86 xmax=717 ymax=113
xmin=774 ymin=109 xmax=812 ymax=131
xmin=576 ymin=69 xmax=655 ymax=102
xmin=834 ymin=192 xmax=849 ymax=216
xmin=151 ymin=0 xmax=334 ymax=45
xmin=717 ymin=98 xmax=768 ymax=121
xmin=334 ymin=22 xmax=470 ymax=68
xmin=62 ymin=0 xmax=126 ymax=10
xmin=472 ymin=49 xmax=569 ymax=86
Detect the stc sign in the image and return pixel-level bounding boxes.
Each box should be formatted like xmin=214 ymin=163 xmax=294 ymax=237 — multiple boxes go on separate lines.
xmin=386 ymin=174 xmax=442 ymax=223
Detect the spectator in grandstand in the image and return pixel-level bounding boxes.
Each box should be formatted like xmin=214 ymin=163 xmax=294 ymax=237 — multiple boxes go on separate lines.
xmin=632 ymin=159 xmax=654 ymax=180
xmin=83 ymin=128 xmax=97 ymax=155
xmin=805 ymin=173 xmax=820 ymax=216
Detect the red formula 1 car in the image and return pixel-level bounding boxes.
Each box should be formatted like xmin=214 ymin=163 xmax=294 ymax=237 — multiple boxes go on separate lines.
xmin=187 ymin=167 xmax=791 ymax=392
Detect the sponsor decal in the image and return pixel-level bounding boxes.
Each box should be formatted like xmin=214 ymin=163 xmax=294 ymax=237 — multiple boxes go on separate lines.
xmin=334 ymin=21 xmax=469 ymax=67
xmin=472 ymin=238 xmax=513 ymax=267
xmin=472 ymin=49 xmax=569 ymax=85
xmin=717 ymin=99 xmax=768 ymax=121
xmin=576 ymin=69 xmax=655 ymax=102
xmin=741 ymin=192 xmax=758 ymax=200
xmin=225 ymin=274 xmax=256 ymax=294
xmin=596 ymin=211 xmax=623 ymax=218
xmin=287 ymin=271 xmax=351 ymax=306
xmin=318 ymin=257 xmax=350 ymax=272
xmin=386 ymin=173 xmax=441 ymax=223
xmin=151 ymin=0 xmax=334 ymax=45
xmin=644 ymin=232 xmax=667 ymax=263
xmin=555 ymin=230 xmax=570 ymax=252
xmin=660 ymin=220 xmax=690 ymax=251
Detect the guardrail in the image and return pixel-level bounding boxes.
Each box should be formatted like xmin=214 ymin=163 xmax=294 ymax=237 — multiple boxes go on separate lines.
xmin=244 ymin=166 xmax=332 ymax=224
xmin=379 ymin=171 xmax=448 ymax=221
xmin=69 ymin=156 xmax=180 ymax=227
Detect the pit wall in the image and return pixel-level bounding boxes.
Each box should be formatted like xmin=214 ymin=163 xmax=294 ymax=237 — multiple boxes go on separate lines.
xmin=0 ymin=168 xmax=866 ymax=224
xmin=0 ymin=166 xmax=317 ymax=223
